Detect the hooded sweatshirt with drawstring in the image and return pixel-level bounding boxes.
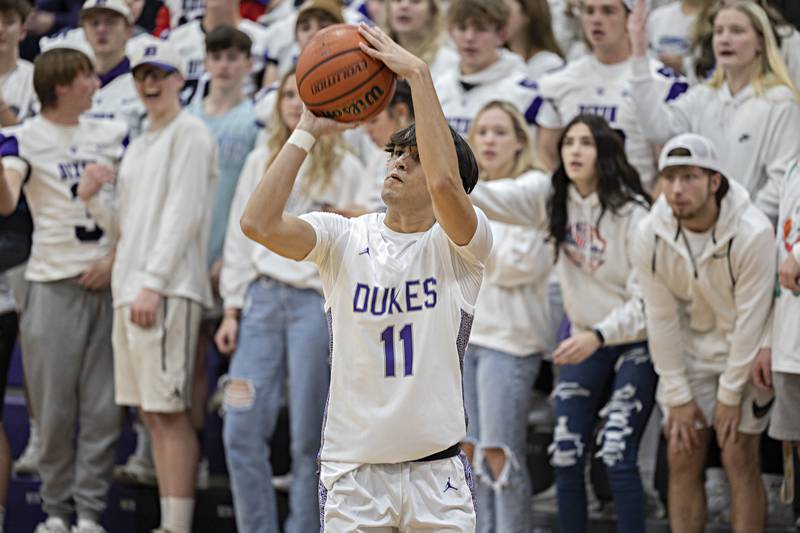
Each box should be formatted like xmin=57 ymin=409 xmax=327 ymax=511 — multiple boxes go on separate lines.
xmin=631 ymin=180 xmax=775 ymax=408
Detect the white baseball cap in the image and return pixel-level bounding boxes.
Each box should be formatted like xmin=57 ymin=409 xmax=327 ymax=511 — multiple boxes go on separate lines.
xmin=39 ymin=38 xmax=96 ymax=66
xmin=80 ymin=0 xmax=133 ymax=24
xmin=658 ymin=133 xmax=727 ymax=179
xmin=130 ymin=41 xmax=185 ymax=77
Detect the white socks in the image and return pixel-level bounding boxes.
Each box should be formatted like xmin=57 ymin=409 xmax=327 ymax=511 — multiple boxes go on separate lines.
xmin=163 ymin=497 xmax=194 ymax=533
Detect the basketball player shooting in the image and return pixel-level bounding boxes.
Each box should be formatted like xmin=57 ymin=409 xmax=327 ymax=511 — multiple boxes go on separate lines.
xmin=239 ymin=23 xmax=491 ymax=531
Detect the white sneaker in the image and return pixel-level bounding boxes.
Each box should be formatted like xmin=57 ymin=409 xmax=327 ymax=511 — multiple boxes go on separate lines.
xmin=13 ymin=431 xmax=40 ymax=475
xmin=114 ymin=454 xmax=157 ymax=486
xmin=196 ymin=457 xmax=210 ymax=489
xmin=34 ymin=517 xmax=70 ymax=533
xmin=71 ymin=518 xmax=106 ymax=533
xmin=272 ymin=472 xmax=294 ymax=493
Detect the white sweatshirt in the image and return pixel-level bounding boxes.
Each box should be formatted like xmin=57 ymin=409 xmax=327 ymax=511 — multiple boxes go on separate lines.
xmin=87 ymin=111 xmax=218 ymax=307
xmin=630 ymin=181 xmax=775 ymax=407
xmin=770 ymin=160 xmax=800 ymax=374
xmin=470 ymin=170 xmax=648 ymax=346
xmin=536 ymin=55 xmax=687 ymax=189
xmin=469 ymin=174 xmax=555 ymax=356
xmin=630 ymin=56 xmax=800 ymax=221
xmin=219 ymin=145 xmax=364 ymax=309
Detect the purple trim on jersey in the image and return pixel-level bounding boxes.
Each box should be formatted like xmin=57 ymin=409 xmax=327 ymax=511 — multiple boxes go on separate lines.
xmin=665 ymin=80 xmax=689 ymax=102
xmin=357 ymin=1 xmax=372 ymax=21
xmin=524 ymin=96 xmax=544 ymax=126
xmin=0 ymin=134 xmax=19 ymax=157
xmin=98 ymin=57 xmax=131 ymax=88
xmin=316 ymin=309 xmax=335 ymax=471
xmin=457 ymin=309 xmax=474 ymax=431
xmin=318 ymin=479 xmax=328 ymax=532
xmin=458 ymin=452 xmax=478 ymax=514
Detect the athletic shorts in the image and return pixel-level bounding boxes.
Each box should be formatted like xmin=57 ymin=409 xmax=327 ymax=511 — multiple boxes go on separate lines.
xmin=659 ymin=373 xmax=773 ymax=434
xmin=113 ymin=297 xmax=201 ymax=413
xmin=768 ymin=372 xmax=800 ymax=441
xmin=319 ymin=454 xmax=476 ymax=532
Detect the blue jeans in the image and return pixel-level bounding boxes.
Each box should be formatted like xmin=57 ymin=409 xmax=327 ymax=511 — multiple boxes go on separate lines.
xmin=463 ymin=344 xmax=541 ymax=533
xmin=223 ymin=279 xmax=330 ymax=533
xmin=550 ymin=341 xmax=656 ymax=533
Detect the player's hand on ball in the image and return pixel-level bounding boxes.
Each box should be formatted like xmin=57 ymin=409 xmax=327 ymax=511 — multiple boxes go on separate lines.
xmin=357 ymin=23 xmax=427 ymax=79
xmin=215 ymin=315 xmax=239 ymax=356
xmin=297 ymin=107 xmax=357 ymax=138
xmin=552 ymin=331 xmax=600 ymax=366
xmin=778 ymin=253 xmax=800 ymax=293
xmin=627 ymin=0 xmax=649 ymax=58
xmin=131 ymin=288 xmax=161 ymax=328
xmin=78 ymin=163 xmax=116 ymax=201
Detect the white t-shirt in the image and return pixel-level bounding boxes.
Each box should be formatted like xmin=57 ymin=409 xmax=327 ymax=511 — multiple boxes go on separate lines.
xmin=772 ymin=160 xmax=800 ymax=374
xmin=0 ymin=60 xmax=35 ymax=120
xmin=647 ymin=2 xmax=695 ymax=57
xmin=525 ymin=50 xmax=564 ymax=80
xmin=168 ymin=19 xmax=271 ymax=104
xmin=0 ymin=115 xmax=127 ymax=282
xmin=87 ymin=111 xmax=218 ymax=307
xmin=301 ymin=208 xmax=492 ymax=476
xmin=537 ymin=55 xmax=688 ymax=189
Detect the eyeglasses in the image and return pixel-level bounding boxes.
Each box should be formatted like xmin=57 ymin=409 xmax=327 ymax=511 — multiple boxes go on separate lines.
xmin=132 ymin=68 xmax=172 ymax=82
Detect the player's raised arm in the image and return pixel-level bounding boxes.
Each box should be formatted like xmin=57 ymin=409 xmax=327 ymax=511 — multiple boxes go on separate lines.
xmin=239 ymin=110 xmax=353 ymax=260
xmin=359 ymin=24 xmax=478 ymax=246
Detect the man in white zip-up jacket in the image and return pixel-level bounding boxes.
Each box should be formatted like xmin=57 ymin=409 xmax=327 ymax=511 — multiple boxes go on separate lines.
xmin=631 ymin=134 xmax=775 ymax=533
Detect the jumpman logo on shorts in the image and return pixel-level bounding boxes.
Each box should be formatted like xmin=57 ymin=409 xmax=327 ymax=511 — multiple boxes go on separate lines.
xmin=443 ymin=477 xmax=459 ymax=493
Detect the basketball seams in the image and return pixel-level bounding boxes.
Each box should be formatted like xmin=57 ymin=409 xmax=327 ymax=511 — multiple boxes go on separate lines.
xmin=296 ymin=46 xmax=374 ymax=90
xmin=305 ymin=64 xmax=390 ymax=108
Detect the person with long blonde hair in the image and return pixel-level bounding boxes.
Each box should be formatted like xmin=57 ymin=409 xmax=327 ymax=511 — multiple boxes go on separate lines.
xmin=629 ymin=0 xmax=800 ymax=220
xmin=384 ymin=0 xmax=458 ymax=79
xmin=214 ymin=68 xmax=364 ymax=533
xmin=462 ymin=100 xmax=554 ymax=532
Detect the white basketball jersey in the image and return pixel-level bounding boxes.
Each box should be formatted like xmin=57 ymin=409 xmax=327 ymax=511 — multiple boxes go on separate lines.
xmin=0 ymin=60 xmax=35 ymax=121
xmin=0 ymin=116 xmax=127 ymax=281
xmin=300 ymin=209 xmax=492 ymax=464
xmin=536 ymin=55 xmax=687 ymax=188
xmin=435 ymin=51 xmax=542 ymax=137
xmin=87 ymin=59 xmax=146 ymax=138
xmin=168 ymin=19 xmax=270 ymax=104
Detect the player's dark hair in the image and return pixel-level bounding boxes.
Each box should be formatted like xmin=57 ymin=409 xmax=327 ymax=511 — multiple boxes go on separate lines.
xmin=664 ymin=146 xmax=729 ymax=205
xmin=447 ymin=0 xmax=509 ymax=31
xmin=547 ymin=113 xmax=651 ymax=259
xmin=33 ymin=48 xmax=94 ymax=110
xmin=385 ymin=123 xmax=479 ymax=194
xmin=0 ymin=0 xmax=31 ymax=22
xmin=387 ymin=80 xmax=414 ymax=119
xmin=205 ymin=25 xmax=252 ymax=56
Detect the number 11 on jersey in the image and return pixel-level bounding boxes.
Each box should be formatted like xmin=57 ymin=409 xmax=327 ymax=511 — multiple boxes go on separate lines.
xmin=380 ymin=324 xmax=414 ymax=377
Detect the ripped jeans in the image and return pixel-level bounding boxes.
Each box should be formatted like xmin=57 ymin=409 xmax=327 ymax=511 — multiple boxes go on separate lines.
xmin=222 ymin=278 xmax=330 ymax=533
xmin=462 ymin=344 xmax=542 ymax=533
xmin=549 ymin=341 xmax=656 ymax=533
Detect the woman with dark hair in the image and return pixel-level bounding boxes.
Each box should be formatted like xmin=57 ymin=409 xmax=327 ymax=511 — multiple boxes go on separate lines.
xmin=471 ymin=113 xmax=657 ymax=533
xmin=503 ymin=0 xmax=564 ymax=79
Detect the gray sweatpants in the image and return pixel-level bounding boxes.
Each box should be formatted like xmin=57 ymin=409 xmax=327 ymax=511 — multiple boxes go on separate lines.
xmin=21 ymin=279 xmax=123 ymax=522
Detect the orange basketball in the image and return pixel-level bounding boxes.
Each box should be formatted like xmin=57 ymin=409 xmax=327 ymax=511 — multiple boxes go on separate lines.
xmin=296 ymin=24 xmax=397 ymax=123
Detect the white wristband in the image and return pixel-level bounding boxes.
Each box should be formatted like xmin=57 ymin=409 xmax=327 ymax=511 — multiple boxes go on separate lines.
xmin=287 ymin=129 xmax=316 ymax=153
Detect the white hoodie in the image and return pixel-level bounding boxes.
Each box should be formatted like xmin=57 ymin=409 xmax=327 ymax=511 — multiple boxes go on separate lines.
xmin=435 ymin=49 xmax=542 ymax=136
xmin=220 ymin=146 xmax=364 ymax=309
xmin=470 ymin=170 xmax=648 ymax=346
xmin=631 ymin=181 xmax=775 ymax=407
xmin=469 ymin=172 xmax=555 ymax=356
xmin=630 ymin=56 xmax=800 ymax=221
